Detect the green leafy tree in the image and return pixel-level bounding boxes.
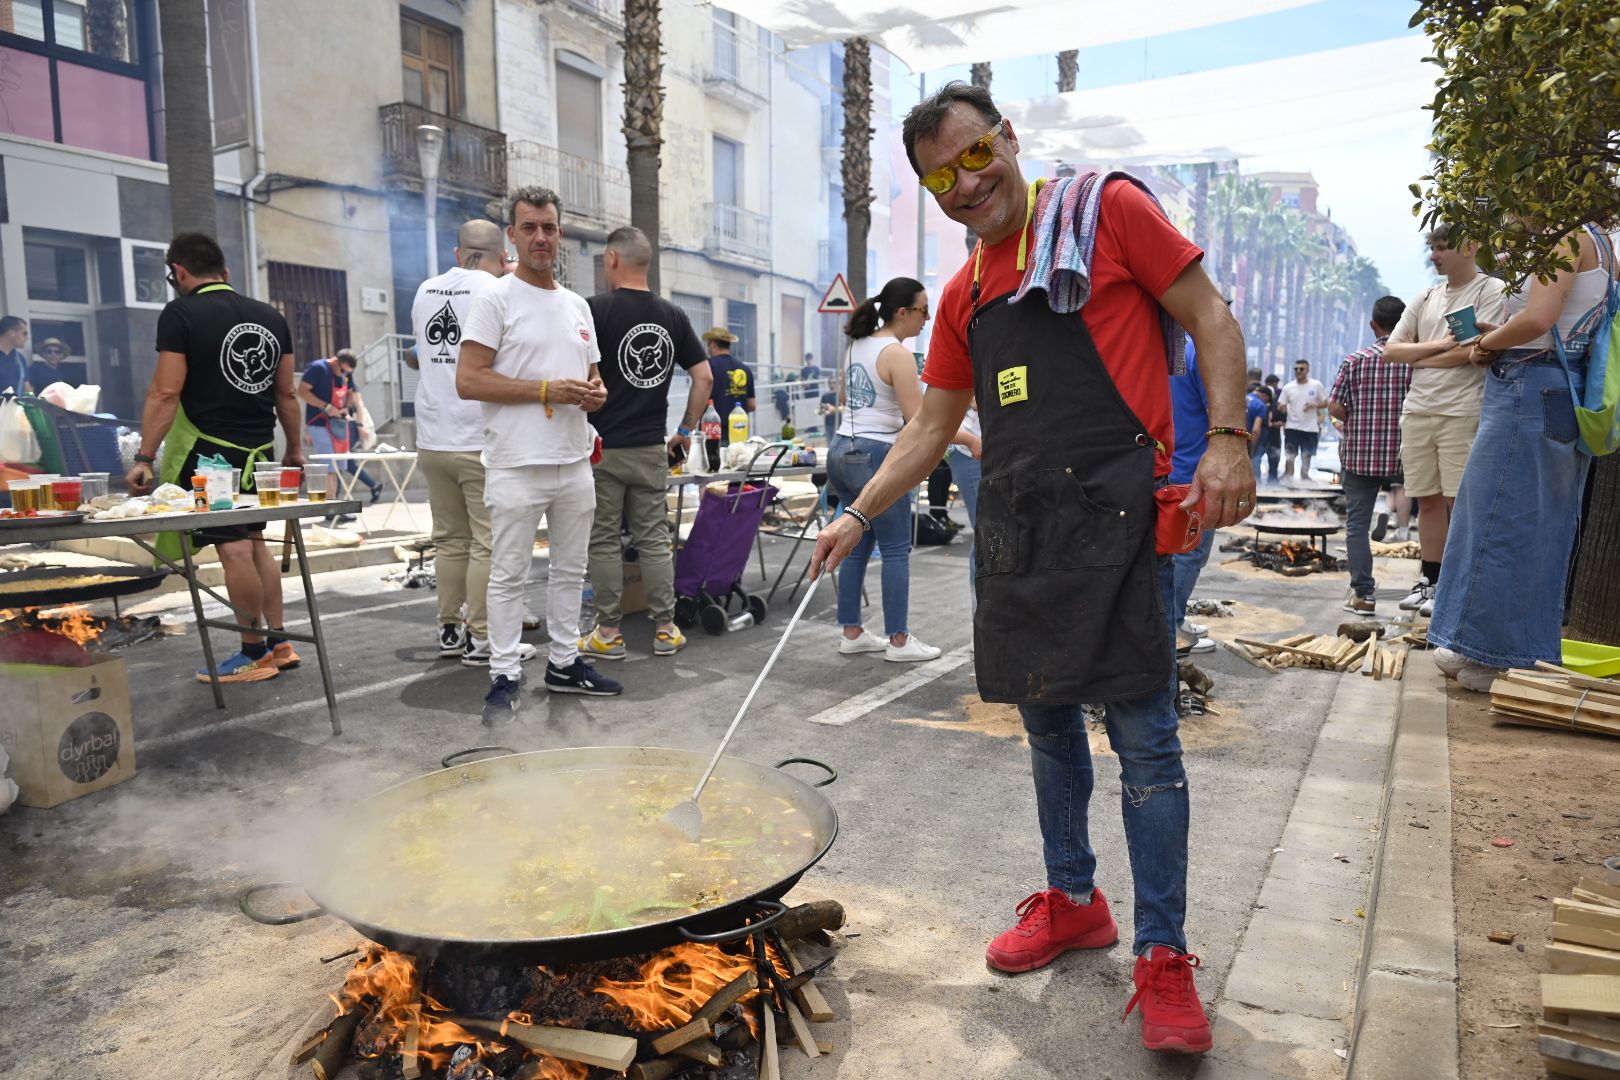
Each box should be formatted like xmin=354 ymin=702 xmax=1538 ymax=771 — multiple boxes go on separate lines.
xmin=1412 ymin=1 xmax=1620 ymax=282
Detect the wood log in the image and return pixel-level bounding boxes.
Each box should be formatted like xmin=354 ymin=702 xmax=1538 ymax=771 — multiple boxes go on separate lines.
xmin=628 ymin=1059 xmax=683 ymax=1080
xmin=648 ymin=1015 xmax=712 ymax=1055
xmin=310 ymin=1002 xmax=370 ymax=1080
xmin=774 ymin=900 xmax=845 ymax=942
xmin=760 ymin=1003 xmax=780 ymax=1080
xmin=779 ymin=994 xmax=821 ymax=1059
xmin=777 ymin=940 xmax=835 ymax=1023
xmin=1575 ymin=878 xmax=1620 ymax=910
xmin=400 ymin=1017 xmax=422 ymax=1080
xmin=671 ymin=1037 xmax=724 ymax=1067
xmin=1534 ymin=661 xmax=1620 ymax=693
xmin=1235 ymin=637 xmax=1342 ymax=663
xmin=1549 ymin=941 xmax=1620 ymax=977
xmin=451 ymin=1017 xmax=636 ymax=1071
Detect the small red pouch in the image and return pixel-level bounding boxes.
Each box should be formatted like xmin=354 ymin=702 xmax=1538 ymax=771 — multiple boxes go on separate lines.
xmin=590 ymin=435 xmax=604 ymax=465
xmin=1155 ymin=483 xmax=1207 ymax=555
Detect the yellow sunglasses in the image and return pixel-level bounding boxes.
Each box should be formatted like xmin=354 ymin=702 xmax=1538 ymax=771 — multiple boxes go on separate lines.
xmin=918 ymin=122 xmax=1003 ymax=196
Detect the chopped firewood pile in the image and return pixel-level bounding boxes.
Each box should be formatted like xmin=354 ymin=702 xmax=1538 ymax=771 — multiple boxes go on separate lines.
xmin=1489 ymin=663 xmax=1620 ymax=741
xmin=1539 ymin=876 xmax=1620 ymax=1076
xmin=1369 ymin=539 xmax=1422 ymax=560
xmin=1229 ymin=631 xmax=1408 ymax=680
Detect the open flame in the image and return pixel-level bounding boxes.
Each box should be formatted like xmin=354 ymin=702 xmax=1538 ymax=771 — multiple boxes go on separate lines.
xmin=7 ymin=603 xmax=105 ymax=646
xmin=595 ymin=941 xmax=767 ymax=1030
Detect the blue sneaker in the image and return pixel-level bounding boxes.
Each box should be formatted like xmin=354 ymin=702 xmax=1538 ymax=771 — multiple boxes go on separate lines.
xmin=483 ymin=674 xmax=522 ymax=714
xmin=196 ymin=651 xmax=280 ymax=684
xmin=544 ymin=658 xmax=623 ymax=696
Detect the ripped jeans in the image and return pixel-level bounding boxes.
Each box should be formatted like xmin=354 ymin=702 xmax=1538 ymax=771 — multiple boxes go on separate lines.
xmin=1017 ymin=557 xmax=1189 ymax=955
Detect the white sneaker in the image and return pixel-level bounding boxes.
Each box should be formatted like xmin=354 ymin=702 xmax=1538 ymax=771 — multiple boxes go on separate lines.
xmin=521 ymin=608 xmax=542 ymax=631
xmin=885 ymin=636 xmax=942 ymax=663
xmin=1179 ymin=618 xmax=1208 ymax=638
xmin=1181 ymin=636 xmax=1217 ymax=654
xmin=1419 ymin=593 xmax=1435 ymax=618
xmin=1398 ymin=578 xmax=1433 ymax=611
xmin=837 ymin=629 xmax=888 ymax=655
xmin=1394 ymin=527 xmax=1411 ymax=543
xmin=1456 ymin=661 xmax=1505 ymax=693
xmin=1433 ymin=647 xmax=1468 ymax=677
xmin=462 ymin=637 xmax=538 ymax=668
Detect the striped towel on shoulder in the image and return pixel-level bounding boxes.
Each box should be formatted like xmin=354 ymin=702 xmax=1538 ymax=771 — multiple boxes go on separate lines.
xmin=1010 ymin=171 xmax=1188 ymax=376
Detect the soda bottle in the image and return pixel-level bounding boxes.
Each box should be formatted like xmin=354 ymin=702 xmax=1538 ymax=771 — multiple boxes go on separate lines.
xmin=728 ymin=403 xmax=751 ymax=445
xmin=701 ymin=400 xmax=723 ymax=473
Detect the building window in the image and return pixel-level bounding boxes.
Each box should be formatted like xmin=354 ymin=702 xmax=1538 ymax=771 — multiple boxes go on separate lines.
xmin=401 ymin=12 xmax=459 ymax=117
xmin=713 ymin=135 xmax=741 ymax=207
xmin=267 ymin=262 xmax=350 ymax=365
xmin=672 ymin=292 xmax=712 ymax=336
xmin=0 ymin=0 xmax=152 ymax=157
xmin=726 ymin=300 xmax=756 ymax=369
xmin=555 ymin=55 xmax=602 ymax=163
xmin=25 ymin=237 xmax=91 ymax=304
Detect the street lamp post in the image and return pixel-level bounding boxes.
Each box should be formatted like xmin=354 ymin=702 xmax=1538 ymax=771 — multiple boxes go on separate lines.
xmin=416 ymin=124 xmax=446 ymax=278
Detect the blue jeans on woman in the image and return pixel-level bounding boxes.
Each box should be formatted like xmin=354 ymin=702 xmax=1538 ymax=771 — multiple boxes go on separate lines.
xmin=1018 ymin=557 xmax=1189 ymax=955
xmin=948 ymin=447 xmax=982 ymax=605
xmin=1429 ymin=352 xmax=1591 ymax=668
xmin=827 ymin=434 xmax=914 ymax=636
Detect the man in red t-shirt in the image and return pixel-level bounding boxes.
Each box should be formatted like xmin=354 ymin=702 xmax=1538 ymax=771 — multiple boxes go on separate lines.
xmin=812 ymin=82 xmax=1254 ymax=1055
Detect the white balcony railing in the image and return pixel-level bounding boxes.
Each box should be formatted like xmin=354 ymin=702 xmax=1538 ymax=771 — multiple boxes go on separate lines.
xmin=508 ymin=142 xmax=631 ymax=231
xmin=548 ymin=0 xmax=622 ymax=27
xmin=705 ymin=23 xmax=769 ymax=103
xmin=706 ymin=202 xmax=770 ymax=264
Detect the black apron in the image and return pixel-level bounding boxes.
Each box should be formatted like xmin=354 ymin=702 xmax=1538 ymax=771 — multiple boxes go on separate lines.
xmin=968 ymin=290 xmax=1171 ymax=705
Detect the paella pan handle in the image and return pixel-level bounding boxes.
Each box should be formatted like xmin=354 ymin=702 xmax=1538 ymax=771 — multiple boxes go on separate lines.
xmin=774 ymin=757 xmax=837 ymax=788
xmin=677 ymin=899 xmax=789 ymax=944
xmin=239 ymin=881 xmax=325 ymax=925
xmin=440 ymin=745 xmax=518 ymax=769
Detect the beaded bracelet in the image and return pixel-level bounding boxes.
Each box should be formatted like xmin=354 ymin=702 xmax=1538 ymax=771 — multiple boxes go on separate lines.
xmin=844 ymin=506 xmax=873 ymax=533
xmin=1206 ymin=426 xmax=1253 ymax=441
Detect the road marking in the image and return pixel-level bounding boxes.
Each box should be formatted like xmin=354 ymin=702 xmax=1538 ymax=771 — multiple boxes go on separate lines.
xmin=804 ymin=644 xmax=974 ymax=727
xmin=170 ymin=593 xmax=435 ymax=629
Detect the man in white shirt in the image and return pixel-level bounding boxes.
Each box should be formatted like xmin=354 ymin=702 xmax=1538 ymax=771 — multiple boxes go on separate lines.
xmin=1276 ymin=359 xmax=1329 ymax=481
xmin=457 ymin=187 xmax=622 ymax=712
xmin=1380 ymin=226 xmax=1505 ymax=615
xmin=408 ymin=219 xmax=540 ymax=667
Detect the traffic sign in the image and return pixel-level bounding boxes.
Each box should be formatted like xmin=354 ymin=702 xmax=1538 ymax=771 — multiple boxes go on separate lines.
xmin=818 ymin=273 xmax=857 ymax=314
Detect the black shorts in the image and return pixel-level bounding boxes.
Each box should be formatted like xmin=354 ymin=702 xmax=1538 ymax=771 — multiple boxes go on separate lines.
xmin=1284 ymin=429 xmax=1320 ymax=455
xmin=178 ymin=442 xmax=267 ymax=550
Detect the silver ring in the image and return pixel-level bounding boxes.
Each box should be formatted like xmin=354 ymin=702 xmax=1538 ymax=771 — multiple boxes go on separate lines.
xmin=1237 ymin=500 xmax=1250 ymax=507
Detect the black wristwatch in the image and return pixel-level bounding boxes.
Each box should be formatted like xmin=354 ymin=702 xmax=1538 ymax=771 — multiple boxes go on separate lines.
xmin=134 ymin=452 xmax=156 ymax=465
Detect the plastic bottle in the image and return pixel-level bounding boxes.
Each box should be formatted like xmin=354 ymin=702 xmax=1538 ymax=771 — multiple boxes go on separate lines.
xmin=729 ymin=403 xmax=751 ymax=446
xmin=781 ymin=419 xmax=796 ymax=441
xmin=701 ymin=400 xmax=723 ymax=472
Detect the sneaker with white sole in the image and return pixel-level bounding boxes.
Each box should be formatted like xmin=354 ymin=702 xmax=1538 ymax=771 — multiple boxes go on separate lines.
xmin=482 ymin=674 xmax=522 ymax=716
xmin=544 ymin=657 xmax=623 ymax=695
xmin=521 ymin=608 xmax=542 ymax=631
xmin=838 ymin=629 xmax=888 ymax=655
xmin=1342 ymin=592 xmax=1376 ymax=615
xmin=1394 ymin=526 xmax=1411 ymax=543
xmin=1433 ymin=647 xmax=1469 ymax=677
xmin=1179 ymin=618 xmax=1208 ymax=638
xmin=885 ymin=636 xmax=942 ymax=662
xmin=1180 ymin=636 xmax=1217 ymax=654
xmin=578 ymin=630 xmax=627 ymax=660
xmin=653 ymin=627 xmax=687 ymax=656
xmin=1456 ymin=661 xmax=1506 ymax=693
xmin=462 ymin=637 xmax=537 ymax=668
xmin=438 ymin=622 xmax=468 ymax=657
xmin=1419 ymin=593 xmax=1435 ymax=618
xmin=1398 ymin=577 xmax=1433 ymax=611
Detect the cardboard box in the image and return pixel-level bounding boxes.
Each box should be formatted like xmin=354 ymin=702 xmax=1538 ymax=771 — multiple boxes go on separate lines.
xmin=620 ymin=557 xmax=648 ymax=616
xmin=0 ymin=656 xmax=136 ymax=808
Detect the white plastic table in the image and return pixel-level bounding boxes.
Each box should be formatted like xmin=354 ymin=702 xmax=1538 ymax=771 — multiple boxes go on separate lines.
xmin=309 ymin=451 xmax=420 ymax=529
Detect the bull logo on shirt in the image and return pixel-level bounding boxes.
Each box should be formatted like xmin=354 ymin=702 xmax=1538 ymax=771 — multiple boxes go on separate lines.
xmin=425 ymin=301 xmax=460 ymax=361
xmin=617 ymin=322 xmax=674 ymax=389
xmin=218 ymin=323 xmax=281 ymax=395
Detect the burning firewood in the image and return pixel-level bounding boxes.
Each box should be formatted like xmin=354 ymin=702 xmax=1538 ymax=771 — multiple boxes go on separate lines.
xmin=647 ymin=968 xmax=756 ymax=1054
xmin=451 ymin=1015 xmax=636 ymax=1071
xmin=670 ymin=1036 xmax=724 ymax=1066
xmin=308 ymin=997 xmax=373 ymax=1080
xmin=773 ymin=939 xmax=835 ymax=1023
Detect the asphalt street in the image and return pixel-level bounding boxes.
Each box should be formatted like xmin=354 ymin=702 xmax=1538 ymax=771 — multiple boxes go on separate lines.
xmin=0 ymin=520 xmax=1367 ymax=1079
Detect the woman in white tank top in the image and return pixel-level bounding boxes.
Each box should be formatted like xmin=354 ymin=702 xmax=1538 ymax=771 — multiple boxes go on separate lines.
xmin=826 ymin=277 xmax=941 ymax=663
xmin=1428 ymin=224 xmax=1614 ymax=687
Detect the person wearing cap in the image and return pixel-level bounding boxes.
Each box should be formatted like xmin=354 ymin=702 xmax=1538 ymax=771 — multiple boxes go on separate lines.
xmin=702 ymin=327 xmax=755 ymax=440
xmin=28 ymin=337 xmax=77 ymax=392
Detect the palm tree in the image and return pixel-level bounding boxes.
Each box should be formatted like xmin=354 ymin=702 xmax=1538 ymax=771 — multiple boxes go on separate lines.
xmin=1208 ymin=173 xmax=1268 ymax=297
xmin=158 ymin=0 xmax=214 ymax=237
xmin=622 ymin=0 xmax=665 ymax=291
xmin=1056 ymin=51 xmax=1077 ymax=93
xmin=842 ymin=37 xmax=874 ymax=303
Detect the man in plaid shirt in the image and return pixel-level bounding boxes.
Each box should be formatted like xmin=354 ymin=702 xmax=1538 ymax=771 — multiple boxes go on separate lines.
xmin=1329 ymin=295 xmax=1409 ymax=614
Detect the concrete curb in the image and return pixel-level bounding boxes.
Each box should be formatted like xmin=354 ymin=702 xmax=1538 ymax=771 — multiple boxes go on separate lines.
xmin=1345 ymin=657 xmax=1460 ymax=1080
xmin=1197 ymin=671 xmax=1398 ymax=1080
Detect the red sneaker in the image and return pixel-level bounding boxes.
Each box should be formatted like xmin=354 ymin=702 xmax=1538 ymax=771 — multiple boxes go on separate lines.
xmin=1124 ymin=947 xmax=1213 ymax=1053
xmin=985 ymin=887 xmax=1119 ymax=973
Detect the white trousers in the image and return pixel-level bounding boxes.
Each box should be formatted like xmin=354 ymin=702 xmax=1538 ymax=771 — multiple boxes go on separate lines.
xmin=484 ymin=460 xmax=596 ymax=678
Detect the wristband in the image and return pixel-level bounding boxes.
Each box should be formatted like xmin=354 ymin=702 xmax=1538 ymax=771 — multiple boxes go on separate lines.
xmin=1206 ymin=426 xmax=1253 ymax=442
xmin=134 ymin=452 xmax=156 ymax=465
xmin=844 ymin=506 xmax=872 ymax=533
xmin=676 ymin=425 xmax=692 ymax=437
xmin=540 ymin=379 xmax=554 ymax=419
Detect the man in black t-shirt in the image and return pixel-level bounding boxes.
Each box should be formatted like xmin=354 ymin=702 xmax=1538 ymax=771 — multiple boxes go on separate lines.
xmin=701 ymin=327 xmax=756 ymax=440
xmin=126 ymin=232 xmax=302 ymax=684
xmin=579 ymin=226 xmax=714 ymax=661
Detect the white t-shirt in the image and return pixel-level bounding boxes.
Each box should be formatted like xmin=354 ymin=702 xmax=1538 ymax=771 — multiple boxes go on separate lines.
xmin=1278 ymin=378 xmax=1328 ymax=432
xmin=1388 ymin=274 xmax=1505 ymax=417
xmin=836 ymin=335 xmax=908 ymax=445
xmin=410 ymin=266 xmax=495 ymax=452
xmin=461 ymin=274 xmax=600 ymax=468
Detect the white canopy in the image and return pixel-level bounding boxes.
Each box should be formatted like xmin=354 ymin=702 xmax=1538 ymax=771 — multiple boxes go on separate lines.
xmin=997 ymin=36 xmax=1436 ymax=166
xmin=746 ymin=0 xmax=1323 ymax=73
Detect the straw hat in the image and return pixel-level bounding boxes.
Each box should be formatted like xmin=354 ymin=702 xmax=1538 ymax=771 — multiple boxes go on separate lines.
xmin=701 ymin=327 xmax=738 ymax=344
xmin=38 ymin=337 xmax=67 ymax=353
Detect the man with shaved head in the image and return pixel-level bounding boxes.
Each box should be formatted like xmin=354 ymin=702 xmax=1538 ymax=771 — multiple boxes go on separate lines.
xmin=409 ymin=219 xmax=533 ymax=666
xmin=579 ymin=225 xmax=713 ymax=660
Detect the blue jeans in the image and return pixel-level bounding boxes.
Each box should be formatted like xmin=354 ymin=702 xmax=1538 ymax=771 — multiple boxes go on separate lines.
xmin=948 ymin=448 xmax=982 ymax=605
xmin=1429 ymin=354 xmax=1590 ymax=668
xmin=1170 ymin=527 xmax=1216 ymax=630
xmin=1019 ymin=557 xmax=1188 ymax=955
xmin=1340 ymin=469 xmax=1387 ymax=598
xmin=827 ymin=434 xmax=913 ymax=636
xmin=1255 ymin=441 xmax=1280 ymax=484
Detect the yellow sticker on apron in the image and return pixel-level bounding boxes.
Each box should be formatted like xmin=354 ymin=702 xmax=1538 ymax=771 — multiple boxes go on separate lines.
xmin=997 ymin=365 xmax=1029 ymax=406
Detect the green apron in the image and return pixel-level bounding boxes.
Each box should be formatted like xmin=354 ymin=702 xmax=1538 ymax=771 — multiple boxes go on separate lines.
xmin=154 ymin=411 xmax=274 ymax=564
